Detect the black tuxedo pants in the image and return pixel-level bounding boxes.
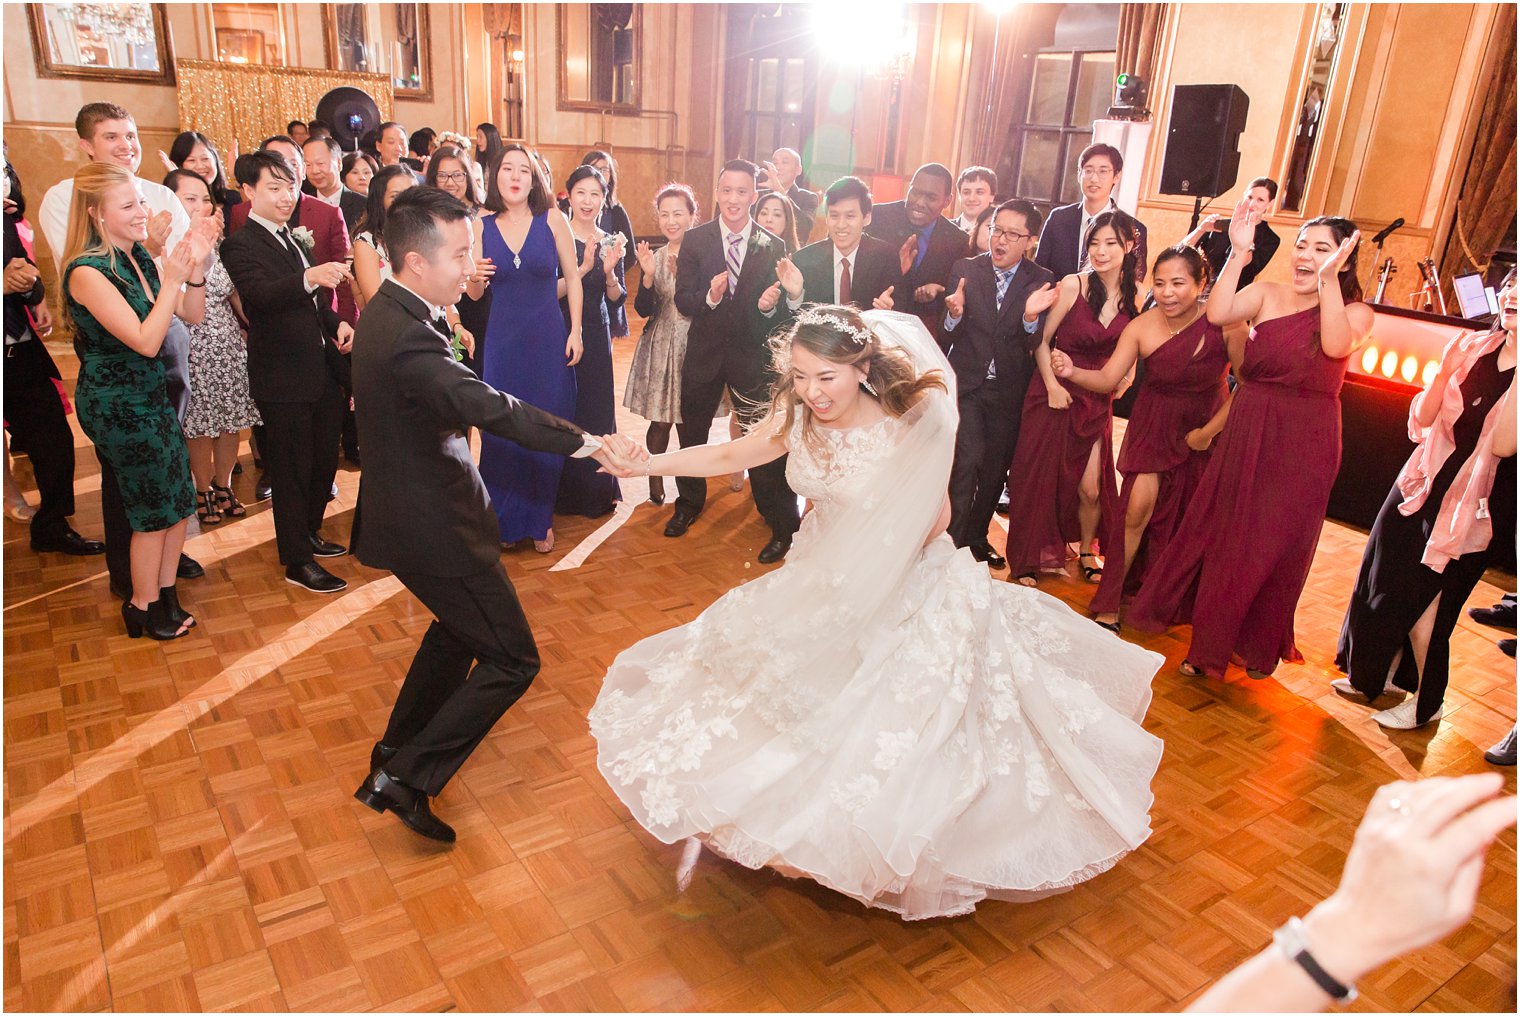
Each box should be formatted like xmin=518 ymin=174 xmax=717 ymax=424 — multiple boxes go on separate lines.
xmin=673 ymin=367 xmax=800 ymax=540
xmin=947 ymin=375 xmax=1030 ymax=549
xmin=3 ymin=340 xmax=77 ymax=542
xmin=256 ymin=376 xmax=343 ymax=566
xmin=384 ymin=562 xmax=540 ymax=796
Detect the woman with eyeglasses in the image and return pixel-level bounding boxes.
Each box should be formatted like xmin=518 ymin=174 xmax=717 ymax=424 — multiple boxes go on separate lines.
xmin=426 ymin=144 xmax=490 ymax=375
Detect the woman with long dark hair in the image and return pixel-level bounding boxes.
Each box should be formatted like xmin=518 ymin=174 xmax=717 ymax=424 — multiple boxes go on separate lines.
xmin=164 ymin=131 xmax=240 ymax=219
xmin=1051 ymin=245 xmax=1231 ymax=632
xmin=474 ymin=123 xmax=504 ymax=170
xmin=579 ymin=150 xmax=636 ymax=338
xmin=350 ymin=164 xmax=416 ymax=309
xmin=754 ymin=191 xmax=801 ymax=254
xmin=1333 ymin=270 xmax=1516 ymax=728
xmin=426 ymin=144 xmax=490 ymax=374
xmin=1003 ymin=210 xmax=1140 ymax=586
xmin=341 ymin=152 xmax=378 ymax=197
xmin=465 ymin=144 xmax=584 ymax=552
xmin=1128 ymin=208 xmax=1374 ymax=679
xmin=555 ymin=164 xmax=625 ymax=517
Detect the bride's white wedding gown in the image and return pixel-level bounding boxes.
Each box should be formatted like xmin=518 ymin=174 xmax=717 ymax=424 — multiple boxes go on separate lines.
xmin=590 ymin=312 xmax=1164 ymax=920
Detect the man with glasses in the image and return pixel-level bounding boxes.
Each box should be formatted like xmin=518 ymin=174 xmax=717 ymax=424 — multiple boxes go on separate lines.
xmin=1034 ymin=143 xmax=1149 ymax=284
xmin=942 ymin=199 xmax=1059 ymax=568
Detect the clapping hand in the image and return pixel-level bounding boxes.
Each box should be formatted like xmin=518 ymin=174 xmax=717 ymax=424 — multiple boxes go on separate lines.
xmin=872 ymin=285 xmax=895 ymax=311
xmin=775 ymin=256 xmax=803 ymax=300
xmin=599 ymin=235 xmax=624 ymax=274
xmin=635 ymin=240 xmax=656 ymax=278
xmin=914 ymin=282 xmax=945 ymax=304
xmin=898 ymin=236 xmax=916 ymax=275
xmin=1023 ymin=282 xmax=1059 ymax=319
xmin=1049 ymin=348 xmax=1075 ymax=379
xmin=944 ymin=278 xmax=967 ymax=318
xmin=157 ymin=149 xmax=177 ymax=174
xmin=161 ymin=235 xmax=198 ymax=287
xmin=708 ymin=270 xmax=729 ymax=304
xmin=757 ymin=281 xmax=782 ymax=313
xmin=189 ymin=215 xmax=220 ymax=265
xmin=1319 ymin=228 xmax=1361 ymax=290
xmin=145 ymin=210 xmax=173 ymax=257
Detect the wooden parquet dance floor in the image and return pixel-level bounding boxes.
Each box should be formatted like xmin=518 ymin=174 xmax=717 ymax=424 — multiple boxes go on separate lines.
xmin=4 ymin=321 xmax=1515 ymax=1012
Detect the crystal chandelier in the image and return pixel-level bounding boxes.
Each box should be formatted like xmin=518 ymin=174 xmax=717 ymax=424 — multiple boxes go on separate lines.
xmin=58 ymin=3 xmax=156 ymax=48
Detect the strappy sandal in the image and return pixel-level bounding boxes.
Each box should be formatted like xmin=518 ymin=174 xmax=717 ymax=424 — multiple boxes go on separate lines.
xmin=1179 ymin=660 xmax=1204 ymax=677
xmin=195 ymin=489 xmax=223 ymax=525
xmin=1094 ymin=616 xmax=1121 ymax=634
xmin=1078 ymin=552 xmax=1103 ymax=582
xmin=212 ymin=482 xmax=246 ymax=518
xmin=533 ymin=530 xmax=555 ymax=554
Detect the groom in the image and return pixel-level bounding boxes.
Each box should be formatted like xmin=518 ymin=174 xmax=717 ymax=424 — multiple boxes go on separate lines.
xmin=350 ymin=187 xmax=637 ymax=843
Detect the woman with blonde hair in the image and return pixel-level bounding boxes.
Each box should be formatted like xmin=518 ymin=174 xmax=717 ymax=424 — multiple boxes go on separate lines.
xmin=61 ymin=162 xmax=216 ymax=639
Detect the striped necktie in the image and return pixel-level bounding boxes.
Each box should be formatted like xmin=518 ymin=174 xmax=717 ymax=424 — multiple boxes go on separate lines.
xmin=726 ymin=231 xmax=745 ymax=295
xmin=995 ymin=267 xmax=1015 ymax=311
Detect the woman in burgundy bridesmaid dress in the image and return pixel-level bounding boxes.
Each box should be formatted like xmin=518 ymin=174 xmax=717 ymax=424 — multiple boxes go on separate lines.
xmin=1003 ymin=211 xmax=1140 ymax=586
xmin=1051 ymin=245 xmax=1231 ymax=632
xmin=1128 ymin=208 xmax=1374 ymax=679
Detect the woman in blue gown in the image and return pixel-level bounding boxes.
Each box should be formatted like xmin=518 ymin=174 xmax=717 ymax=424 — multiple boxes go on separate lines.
xmin=556 ymin=164 xmax=625 ymax=518
xmin=468 ymin=144 xmax=584 ymax=552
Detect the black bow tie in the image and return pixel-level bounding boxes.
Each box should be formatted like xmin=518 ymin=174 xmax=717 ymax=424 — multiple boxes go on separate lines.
xmin=429 ymin=314 xmax=452 ymax=338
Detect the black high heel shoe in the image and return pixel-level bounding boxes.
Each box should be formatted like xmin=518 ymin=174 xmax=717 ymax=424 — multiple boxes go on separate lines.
xmin=122 ymin=597 xmax=189 ymax=640
xmin=159 ymin=584 xmax=196 ymax=630
xmin=647 ymin=476 xmax=665 ymax=507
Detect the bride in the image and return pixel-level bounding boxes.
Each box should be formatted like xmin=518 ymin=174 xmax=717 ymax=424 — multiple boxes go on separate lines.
xmin=590 ymin=307 xmax=1164 ymax=920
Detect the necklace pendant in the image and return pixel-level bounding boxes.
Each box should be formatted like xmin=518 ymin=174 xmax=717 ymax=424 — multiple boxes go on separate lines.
xmin=513 ymin=254 xmax=522 ymax=270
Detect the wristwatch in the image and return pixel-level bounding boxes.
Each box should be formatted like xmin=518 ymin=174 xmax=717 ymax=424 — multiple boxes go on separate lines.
xmin=1274 ymin=916 xmax=1358 ymax=1004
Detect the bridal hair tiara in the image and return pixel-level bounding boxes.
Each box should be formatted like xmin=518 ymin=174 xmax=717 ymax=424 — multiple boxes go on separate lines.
xmin=794 ymin=307 xmax=873 ymax=348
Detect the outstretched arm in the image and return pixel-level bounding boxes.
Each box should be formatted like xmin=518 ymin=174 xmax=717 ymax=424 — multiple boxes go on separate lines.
xmin=640 ymin=423 xmax=788 ymax=477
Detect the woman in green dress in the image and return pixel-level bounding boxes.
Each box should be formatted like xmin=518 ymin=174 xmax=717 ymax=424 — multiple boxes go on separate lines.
xmin=60 ymin=163 xmax=215 ymax=640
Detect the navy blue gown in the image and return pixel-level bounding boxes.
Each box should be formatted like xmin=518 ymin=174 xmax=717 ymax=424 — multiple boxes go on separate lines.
xmin=556 ymin=235 xmax=624 ymax=517
xmin=479 ymin=212 xmax=576 ymax=543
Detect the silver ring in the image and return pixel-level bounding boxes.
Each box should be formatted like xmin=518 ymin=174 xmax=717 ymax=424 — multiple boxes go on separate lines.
xmin=1388 ymin=797 xmax=1411 ymax=815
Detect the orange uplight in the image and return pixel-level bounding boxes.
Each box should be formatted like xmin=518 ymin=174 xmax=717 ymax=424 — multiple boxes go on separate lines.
xmin=1422 ymin=360 xmax=1439 ymax=386
xmin=1381 ymin=350 xmax=1399 ymax=378
xmin=1400 ymin=355 xmax=1418 ymax=383
xmin=1361 ymin=345 xmax=1380 ymax=374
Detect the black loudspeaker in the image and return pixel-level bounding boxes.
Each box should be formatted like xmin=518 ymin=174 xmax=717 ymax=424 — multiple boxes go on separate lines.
xmin=315 ymin=86 xmax=381 ymax=153
xmin=1159 ymin=84 xmax=1249 ymax=198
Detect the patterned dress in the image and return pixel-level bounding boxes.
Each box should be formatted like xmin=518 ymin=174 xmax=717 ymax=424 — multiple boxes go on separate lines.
xmin=623 ymin=245 xmax=688 ymax=423
xmin=65 ymin=244 xmax=195 ymax=532
xmin=182 ymin=251 xmax=261 ymax=439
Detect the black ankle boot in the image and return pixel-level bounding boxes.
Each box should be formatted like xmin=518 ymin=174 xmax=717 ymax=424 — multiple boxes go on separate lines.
xmin=159 ymin=585 xmax=196 ymax=630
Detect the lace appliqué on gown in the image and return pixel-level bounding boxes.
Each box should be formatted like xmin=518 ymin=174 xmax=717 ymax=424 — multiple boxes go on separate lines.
xmin=591 ymin=412 xmax=1164 ymax=920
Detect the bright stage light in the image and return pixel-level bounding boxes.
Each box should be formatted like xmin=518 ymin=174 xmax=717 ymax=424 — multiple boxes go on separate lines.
xmin=813 ymin=3 xmax=913 ymax=67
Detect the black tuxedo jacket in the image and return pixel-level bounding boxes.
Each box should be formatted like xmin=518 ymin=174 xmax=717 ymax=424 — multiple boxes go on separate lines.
xmin=351 ymin=280 xmax=587 ymax=577
xmin=864 ymin=201 xmax=969 ymax=333
xmin=674 ymin=219 xmax=787 ymax=386
xmin=943 ymin=254 xmax=1057 ymax=396
xmin=791 ymin=235 xmax=898 ymax=310
xmin=1034 ymin=201 xmax=1150 ymax=283
xmin=220 ymin=218 xmax=345 ymax=404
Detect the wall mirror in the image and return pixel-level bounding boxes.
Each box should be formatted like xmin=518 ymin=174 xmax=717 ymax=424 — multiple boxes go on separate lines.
xmin=559 ymin=3 xmax=640 ymax=112
xmin=27 ymin=3 xmax=174 ymax=84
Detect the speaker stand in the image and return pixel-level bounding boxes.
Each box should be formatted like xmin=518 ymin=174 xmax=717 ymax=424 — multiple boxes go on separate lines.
xmin=1188 ymin=194 xmax=1205 ymax=233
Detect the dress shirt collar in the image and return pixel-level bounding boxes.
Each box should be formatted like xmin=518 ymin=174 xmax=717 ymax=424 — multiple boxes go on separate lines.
xmin=387 ymin=278 xmax=450 ymax=322
xmin=247 ymin=210 xmax=293 ymax=239
xmin=833 ymin=243 xmax=859 ymax=268
xmin=312 ymin=185 xmax=342 ymax=208
xmin=722 ymin=219 xmax=754 ymax=246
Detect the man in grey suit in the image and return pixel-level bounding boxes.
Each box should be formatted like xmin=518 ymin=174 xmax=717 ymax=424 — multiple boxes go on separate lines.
xmin=350 ymin=187 xmax=636 ymax=843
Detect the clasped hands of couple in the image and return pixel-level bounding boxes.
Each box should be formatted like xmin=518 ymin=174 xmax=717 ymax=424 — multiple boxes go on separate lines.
xmin=589 ymin=433 xmax=652 ymax=478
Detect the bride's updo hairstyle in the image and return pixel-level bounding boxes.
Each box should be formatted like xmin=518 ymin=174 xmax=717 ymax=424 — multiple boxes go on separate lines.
xmin=765 ymin=304 xmax=947 ymax=442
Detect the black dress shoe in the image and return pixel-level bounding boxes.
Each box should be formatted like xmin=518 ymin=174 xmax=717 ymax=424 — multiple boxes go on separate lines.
xmin=30 ymin=529 xmax=106 ymax=555
xmin=664 ymin=511 xmax=697 ymax=538
xmin=369 ymin=741 xmax=399 ymax=775
xmin=1502 ymin=638 xmax=1516 ymax=659
xmin=308 ymin=533 xmax=347 ymax=558
xmin=970 ymin=543 xmax=1007 ymax=570
xmin=353 ymin=769 xmax=455 ymax=843
xmin=177 ymin=554 xmax=205 ymax=579
xmin=285 ymin=561 xmax=348 ymax=594
xmin=252 ymin=473 xmax=273 ymax=503
xmin=757 ymin=536 xmax=792 ymax=564
xmin=995 ymin=500 xmax=1010 ymax=517
xmin=1469 ymin=602 xmax=1517 ymax=630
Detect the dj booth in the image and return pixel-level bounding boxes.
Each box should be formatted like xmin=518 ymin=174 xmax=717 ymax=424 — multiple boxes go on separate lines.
xmin=1330 ymin=304 xmax=1514 ymax=571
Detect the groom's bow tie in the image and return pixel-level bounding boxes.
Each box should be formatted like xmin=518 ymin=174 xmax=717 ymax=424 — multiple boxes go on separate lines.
xmin=428 ymin=314 xmax=452 ymax=338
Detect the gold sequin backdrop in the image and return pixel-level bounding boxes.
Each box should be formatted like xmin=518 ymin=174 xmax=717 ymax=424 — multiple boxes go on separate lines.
xmin=175 ymin=60 xmax=393 ymax=156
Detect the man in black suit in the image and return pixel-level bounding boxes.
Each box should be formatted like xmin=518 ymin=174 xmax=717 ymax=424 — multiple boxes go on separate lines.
xmin=863 ymin=163 xmax=969 ymax=344
xmin=670 ymin=159 xmax=801 ymax=564
xmin=1034 ymin=143 xmax=1149 ymax=284
xmin=350 ymin=187 xmax=636 ymax=842
xmin=1189 ymin=176 xmax=1281 ymax=289
xmin=943 ymin=200 xmax=1059 ymax=567
xmin=759 ymin=147 xmax=819 ymax=243
xmin=779 ymin=176 xmax=899 ymax=312
xmin=221 ymin=151 xmax=354 ymax=594
xmin=301 ymin=135 xmax=366 ymax=232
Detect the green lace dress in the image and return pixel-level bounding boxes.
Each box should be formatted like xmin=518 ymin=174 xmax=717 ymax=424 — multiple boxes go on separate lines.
xmin=65 ymin=244 xmax=194 ymax=532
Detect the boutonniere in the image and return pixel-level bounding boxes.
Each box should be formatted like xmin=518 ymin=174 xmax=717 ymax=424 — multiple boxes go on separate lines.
xmin=751 ymin=231 xmax=771 ymax=251
xmin=289 ymin=225 xmax=316 ymax=253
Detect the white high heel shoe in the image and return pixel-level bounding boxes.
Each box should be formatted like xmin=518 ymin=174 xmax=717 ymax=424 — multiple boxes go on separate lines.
xmin=1372 ymin=697 xmax=1442 ymax=730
